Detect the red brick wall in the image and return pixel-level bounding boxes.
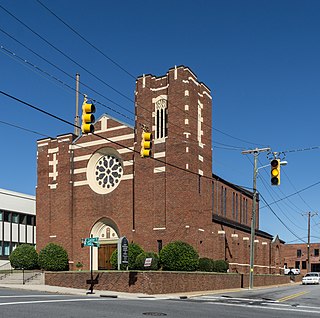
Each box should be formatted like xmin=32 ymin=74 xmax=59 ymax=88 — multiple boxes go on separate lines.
xmin=44 ymin=271 xmax=293 ymax=294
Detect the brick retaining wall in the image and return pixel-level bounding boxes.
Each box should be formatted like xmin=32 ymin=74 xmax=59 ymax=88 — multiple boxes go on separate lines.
xmin=44 ymin=271 xmax=296 ymax=294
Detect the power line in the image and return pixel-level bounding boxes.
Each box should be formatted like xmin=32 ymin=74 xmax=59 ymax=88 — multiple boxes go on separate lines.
xmin=32 ymin=2 xmax=266 ymax=149
xmin=2 ymin=91 xmax=311 ymax=245
xmin=0 ymin=7 xmax=263 ymax=150
xmin=256 ymin=157 xmax=309 ymax=217
xmin=0 ymin=44 xmax=135 ymax=122
xmin=259 ymin=192 xmax=306 ymax=243
xmin=0 ymin=35 xmax=215 ymax=147
xmin=283 ymin=146 xmax=320 ymax=153
xmin=0 ymin=27 xmax=135 ymax=118
xmin=0 ymin=4 xmax=133 ymax=103
xmin=259 ymin=180 xmax=320 ymax=209
xmin=0 ymin=90 xmax=216 ymax=182
xmin=0 ymin=42 xmax=243 ymax=161
xmin=0 ymin=120 xmax=47 ymax=137
xmin=36 ymin=0 xmax=136 ymax=80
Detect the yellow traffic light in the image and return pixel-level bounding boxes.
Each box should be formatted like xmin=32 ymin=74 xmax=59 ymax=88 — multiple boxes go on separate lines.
xmin=141 ymin=132 xmax=152 ymax=157
xmin=270 ymin=159 xmax=280 ymax=186
xmin=81 ymin=102 xmax=96 ymax=134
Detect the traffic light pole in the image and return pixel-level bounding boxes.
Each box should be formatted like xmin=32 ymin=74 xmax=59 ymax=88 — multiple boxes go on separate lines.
xmin=242 ymin=147 xmax=270 ymax=289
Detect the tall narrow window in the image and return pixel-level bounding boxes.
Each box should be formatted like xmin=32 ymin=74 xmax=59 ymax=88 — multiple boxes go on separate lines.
xmin=232 ymin=193 xmax=235 ymax=219
xmin=220 ymin=186 xmax=224 ymax=216
xmin=4 ymin=212 xmax=11 ymax=222
xmin=12 ymin=213 xmax=19 ymax=224
xmin=4 ymin=242 xmax=10 ymax=256
xmin=156 ymin=110 xmax=160 ymax=139
xmin=224 ymin=188 xmax=227 ymax=217
xmin=242 ymin=198 xmax=246 ymax=223
xmin=155 ymin=99 xmax=167 ymax=140
xmin=235 ymin=194 xmax=238 ymax=221
xmin=246 ymin=199 xmax=248 ymax=223
xmin=157 ymin=240 xmax=163 ymax=253
xmin=212 ymin=181 xmax=215 ymax=215
xmin=297 ymin=249 xmax=302 ymax=258
xmin=239 ymin=195 xmax=242 ymax=223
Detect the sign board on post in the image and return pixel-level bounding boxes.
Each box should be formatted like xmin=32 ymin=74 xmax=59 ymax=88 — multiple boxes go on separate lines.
xmin=83 ymin=237 xmax=100 ymax=247
xmin=144 ymin=258 xmax=152 ymax=267
xmin=117 ymin=236 xmax=129 ymax=270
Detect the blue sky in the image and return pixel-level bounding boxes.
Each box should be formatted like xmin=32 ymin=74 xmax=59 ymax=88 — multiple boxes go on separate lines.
xmin=0 ymin=0 xmax=320 ymax=244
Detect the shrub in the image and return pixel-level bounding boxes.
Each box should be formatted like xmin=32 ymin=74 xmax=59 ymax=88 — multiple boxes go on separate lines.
xmin=159 ymin=241 xmax=199 ymax=271
xmin=213 ymin=259 xmax=229 ymax=273
xmin=110 ymin=242 xmax=144 ymax=270
xmin=38 ymin=243 xmax=69 ymax=271
xmin=198 ymin=257 xmax=214 ymax=272
xmin=135 ymin=252 xmax=159 ymax=270
xmin=9 ymin=244 xmax=38 ymax=270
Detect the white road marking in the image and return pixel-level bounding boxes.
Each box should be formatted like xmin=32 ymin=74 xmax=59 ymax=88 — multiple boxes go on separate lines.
xmin=0 ymin=298 xmax=108 ymax=306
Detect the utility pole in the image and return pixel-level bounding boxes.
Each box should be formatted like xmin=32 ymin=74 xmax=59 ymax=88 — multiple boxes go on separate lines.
xmin=74 ymin=73 xmax=80 ymax=136
xmin=242 ymin=147 xmax=270 ymax=289
xmin=302 ymin=212 xmax=318 ymax=272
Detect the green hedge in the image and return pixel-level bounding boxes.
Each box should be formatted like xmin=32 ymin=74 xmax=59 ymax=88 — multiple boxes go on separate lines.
xmin=213 ymin=259 xmax=229 ymax=272
xmin=9 ymin=244 xmax=38 ymax=270
xmin=38 ymin=243 xmax=69 ymax=271
xmin=198 ymin=257 xmax=215 ymax=272
xmin=159 ymin=241 xmax=199 ymax=271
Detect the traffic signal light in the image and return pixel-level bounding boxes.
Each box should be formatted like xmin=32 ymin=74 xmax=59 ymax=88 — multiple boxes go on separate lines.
xmin=140 ymin=131 xmax=152 ymax=157
xmin=81 ymin=102 xmax=96 ymax=134
xmin=270 ymin=159 xmax=280 ymax=186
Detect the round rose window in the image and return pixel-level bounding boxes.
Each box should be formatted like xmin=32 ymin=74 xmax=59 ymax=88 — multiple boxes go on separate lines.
xmin=95 ymin=155 xmax=123 ymax=189
xmin=87 ymin=148 xmax=123 ymax=194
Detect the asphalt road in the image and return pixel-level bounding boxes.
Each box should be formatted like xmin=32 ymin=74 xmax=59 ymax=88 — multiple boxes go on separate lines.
xmin=1 ymin=283 xmax=320 ymax=318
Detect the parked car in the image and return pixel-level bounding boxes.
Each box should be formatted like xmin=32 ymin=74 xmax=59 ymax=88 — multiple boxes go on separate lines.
xmin=284 ymin=268 xmax=300 ymax=275
xmin=302 ymin=272 xmax=320 ymax=285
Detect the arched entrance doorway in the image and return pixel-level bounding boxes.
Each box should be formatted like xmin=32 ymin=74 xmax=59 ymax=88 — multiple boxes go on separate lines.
xmin=90 ymin=218 xmax=119 ymax=270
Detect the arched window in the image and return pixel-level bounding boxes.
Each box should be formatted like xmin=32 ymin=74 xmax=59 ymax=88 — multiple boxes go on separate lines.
xmin=155 ymin=99 xmax=167 ymax=140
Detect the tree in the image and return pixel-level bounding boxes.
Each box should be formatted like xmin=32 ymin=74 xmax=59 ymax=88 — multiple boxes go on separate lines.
xmin=198 ymin=257 xmax=215 ymax=272
xmin=9 ymin=244 xmax=38 ymax=270
xmin=135 ymin=252 xmax=159 ymax=270
xmin=110 ymin=242 xmax=144 ymax=270
xmin=213 ymin=260 xmax=229 ymax=273
xmin=38 ymin=243 xmax=69 ymax=271
xmin=159 ymin=241 xmax=199 ymax=271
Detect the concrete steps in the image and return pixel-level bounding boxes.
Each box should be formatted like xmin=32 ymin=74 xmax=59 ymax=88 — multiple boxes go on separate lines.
xmin=0 ymin=271 xmax=44 ymax=285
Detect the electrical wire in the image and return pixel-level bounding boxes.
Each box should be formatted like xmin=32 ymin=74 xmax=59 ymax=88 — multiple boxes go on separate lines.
xmin=29 ymin=2 xmax=266 ymax=149
xmin=1 ymin=91 xmax=317 ymax=245
xmin=0 ymin=90 xmax=215 ymax=181
xmin=0 ymin=44 xmax=135 ymax=122
xmin=0 ymin=37 xmax=246 ymax=152
xmin=259 ymin=192 xmax=306 ymax=243
xmin=0 ymin=4 xmax=133 ymax=103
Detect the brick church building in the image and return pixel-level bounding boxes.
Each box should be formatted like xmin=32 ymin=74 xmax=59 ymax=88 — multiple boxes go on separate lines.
xmin=36 ymin=65 xmax=283 ymax=273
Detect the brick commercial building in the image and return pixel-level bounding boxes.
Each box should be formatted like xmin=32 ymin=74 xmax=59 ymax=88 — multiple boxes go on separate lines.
xmin=36 ymin=66 xmax=283 ymax=273
xmin=283 ymin=243 xmax=320 ymax=275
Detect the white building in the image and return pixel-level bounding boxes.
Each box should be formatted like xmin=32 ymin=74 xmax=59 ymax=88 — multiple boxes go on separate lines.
xmin=0 ymin=188 xmax=36 ymax=267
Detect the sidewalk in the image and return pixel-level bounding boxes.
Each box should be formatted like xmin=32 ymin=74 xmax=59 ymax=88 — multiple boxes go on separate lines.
xmin=0 ymin=281 xmax=301 ymax=300
xmin=0 ymin=283 xmax=212 ymax=299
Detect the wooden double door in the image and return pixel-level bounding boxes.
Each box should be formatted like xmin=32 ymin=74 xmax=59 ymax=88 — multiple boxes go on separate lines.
xmin=98 ymin=244 xmax=117 ymax=270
